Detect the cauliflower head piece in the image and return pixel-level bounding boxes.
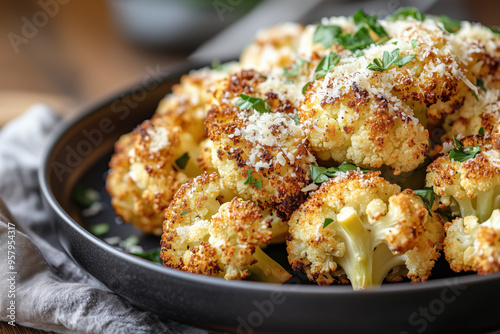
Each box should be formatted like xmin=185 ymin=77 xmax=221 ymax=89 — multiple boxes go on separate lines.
xmin=444 ymin=210 xmax=500 ymax=274
xmin=287 ymin=171 xmax=444 ymax=290
xmin=206 ymin=69 xmax=316 ymax=220
xmin=160 ymin=172 xmax=291 ymax=283
xmin=107 ymin=115 xmax=202 ymax=235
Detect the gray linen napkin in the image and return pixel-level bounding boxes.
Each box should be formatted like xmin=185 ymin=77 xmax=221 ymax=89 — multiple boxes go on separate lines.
xmin=0 ymin=105 xmax=206 ymax=334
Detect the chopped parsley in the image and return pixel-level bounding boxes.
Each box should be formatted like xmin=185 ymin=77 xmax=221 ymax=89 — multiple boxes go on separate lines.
xmin=236 ymin=94 xmax=271 ymax=113
xmin=131 ymin=248 xmax=161 ymax=263
xmin=353 ymin=9 xmax=389 ymax=40
xmin=72 ymin=185 xmax=100 ymax=208
xmin=367 ymin=48 xmax=415 ymax=72
xmin=449 ymin=135 xmax=481 ymax=162
xmin=411 ymin=39 xmax=418 ymax=48
xmin=477 ymin=78 xmax=486 ymax=91
xmin=479 ymin=127 xmax=485 ymax=135
xmin=439 ymin=15 xmax=461 ymax=33
xmin=415 ymin=188 xmax=435 ymax=215
xmin=293 ymin=114 xmax=300 ymax=125
xmin=323 ymin=218 xmax=334 ymax=228
xmin=389 ymin=7 xmax=425 ymax=22
xmin=244 ymin=170 xmax=262 ymax=189
xmin=473 ymin=92 xmax=479 ymax=101
xmin=180 ymin=211 xmax=188 ymax=216
xmin=90 ymin=223 xmax=110 ymax=236
xmin=313 ymin=25 xmax=342 ymax=48
xmin=310 ymin=162 xmax=369 ymax=184
xmin=313 ymin=10 xmax=388 ymax=52
xmin=175 ymin=153 xmax=190 ymax=170
xmin=123 ymin=235 xmax=140 ymax=249
xmin=302 ymin=53 xmax=340 ymax=94
xmin=283 ymin=58 xmax=309 ymax=77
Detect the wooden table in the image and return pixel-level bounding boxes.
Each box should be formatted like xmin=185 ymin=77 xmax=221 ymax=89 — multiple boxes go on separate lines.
xmin=0 ymin=0 xmax=498 ymax=333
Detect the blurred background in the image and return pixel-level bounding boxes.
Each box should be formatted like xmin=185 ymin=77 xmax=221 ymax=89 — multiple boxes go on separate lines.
xmin=0 ymin=0 xmax=497 ymax=126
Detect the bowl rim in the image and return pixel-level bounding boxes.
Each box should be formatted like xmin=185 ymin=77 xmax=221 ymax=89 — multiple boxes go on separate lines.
xmin=39 ymin=60 xmax=500 ymax=299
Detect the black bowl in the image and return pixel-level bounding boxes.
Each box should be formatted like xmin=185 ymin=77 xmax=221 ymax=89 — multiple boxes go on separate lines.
xmin=40 ymin=61 xmax=500 ymax=334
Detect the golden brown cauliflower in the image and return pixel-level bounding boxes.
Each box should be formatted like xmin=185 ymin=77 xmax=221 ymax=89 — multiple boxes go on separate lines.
xmin=205 ymin=69 xmax=316 ymax=220
xmin=107 ymin=114 xmax=202 ymax=235
xmin=160 ymin=172 xmax=291 ymax=282
xmin=426 ymin=134 xmax=500 ymax=274
xmin=287 ymin=171 xmax=444 ymax=290
xmin=444 ymin=211 xmax=500 ymax=274
xmin=442 ymin=22 xmax=500 ymax=138
xmin=107 ymin=66 xmax=235 ymax=234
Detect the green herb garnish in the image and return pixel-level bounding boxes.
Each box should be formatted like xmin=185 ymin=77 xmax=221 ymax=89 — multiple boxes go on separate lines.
xmin=338 ymin=26 xmax=375 ymax=51
xmin=390 ymin=7 xmax=425 ymax=22
xmin=313 ymin=25 xmax=342 ymax=48
xmin=90 ymin=223 xmax=110 ymax=236
xmin=293 ymin=114 xmax=300 ymax=125
xmin=477 ymin=78 xmax=486 ymax=91
xmin=244 ymin=170 xmax=262 ymax=189
xmin=479 ymin=127 xmax=485 ymax=135
xmin=123 ymin=235 xmax=140 ymax=249
xmin=72 ymin=185 xmax=100 ymax=208
xmin=449 ymin=135 xmax=481 ymax=162
xmin=353 ymin=9 xmax=389 ymax=40
xmin=314 ymin=53 xmax=340 ymax=79
xmin=180 ymin=211 xmax=188 ymax=215
xmin=175 ymin=153 xmax=190 ymax=170
xmin=131 ymin=248 xmax=161 ymax=263
xmin=367 ymin=48 xmax=415 ymax=72
xmin=323 ymin=218 xmax=334 ymax=228
xmin=473 ymin=92 xmax=479 ymax=101
xmin=310 ymin=163 xmax=369 ymax=184
xmin=411 ymin=39 xmax=418 ymax=48
xmin=283 ymin=58 xmax=308 ymax=77
xmin=415 ymin=188 xmax=435 ymax=216
xmin=236 ymin=94 xmax=271 ymax=113
xmin=439 ymin=15 xmax=461 ymax=33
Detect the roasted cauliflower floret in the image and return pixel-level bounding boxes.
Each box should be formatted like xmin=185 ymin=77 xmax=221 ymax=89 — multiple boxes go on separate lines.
xmin=106 ymin=115 xmax=202 ymax=235
xmin=443 ymin=22 xmax=500 ymax=138
xmin=426 ymin=134 xmax=500 ymax=273
xmin=206 ymin=70 xmax=316 ymax=220
xmin=160 ymin=172 xmax=291 ymax=282
xmin=287 ymin=171 xmax=444 ymax=290
xmin=426 ymin=135 xmax=500 ymax=221
xmin=444 ymin=210 xmax=500 ymax=274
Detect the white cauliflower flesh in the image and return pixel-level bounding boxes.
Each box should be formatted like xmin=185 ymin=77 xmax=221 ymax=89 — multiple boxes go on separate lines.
xmin=160 ymin=172 xmax=291 ymax=283
xmin=287 ymin=171 xmax=444 ymax=290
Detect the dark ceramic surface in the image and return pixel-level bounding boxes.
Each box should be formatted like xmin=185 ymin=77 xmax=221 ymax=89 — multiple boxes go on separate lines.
xmin=40 ymin=61 xmax=500 ymax=334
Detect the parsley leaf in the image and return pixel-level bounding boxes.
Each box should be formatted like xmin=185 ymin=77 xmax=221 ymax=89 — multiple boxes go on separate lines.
xmin=131 ymin=248 xmax=161 ymax=263
xmin=411 ymin=39 xmax=418 ymax=48
xmin=353 ymin=9 xmax=389 ymax=39
xmin=313 ymin=25 xmax=342 ymax=48
xmin=323 ymin=218 xmax=334 ymax=228
xmin=314 ymin=53 xmax=340 ymax=79
xmin=477 ymin=78 xmax=486 ymax=91
xmin=283 ymin=58 xmax=308 ymax=77
xmin=338 ymin=26 xmax=375 ymax=51
xmin=415 ymin=188 xmax=435 ymax=215
xmin=449 ymin=135 xmax=481 ymax=162
xmin=479 ymin=127 xmax=485 ymax=135
xmin=236 ymin=94 xmax=271 ymax=113
xmin=175 ymin=153 xmax=190 ymax=170
xmin=90 ymin=223 xmax=110 ymax=236
xmin=293 ymin=114 xmax=300 ymax=125
xmin=244 ymin=170 xmax=262 ymax=189
xmin=367 ymin=48 xmax=415 ymax=72
xmin=390 ymin=7 xmax=425 ymax=22
xmin=310 ymin=162 xmax=369 ymax=184
xmin=180 ymin=211 xmax=188 ymax=215
xmin=439 ymin=15 xmax=461 ymax=33
xmin=302 ymin=53 xmax=340 ymax=95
